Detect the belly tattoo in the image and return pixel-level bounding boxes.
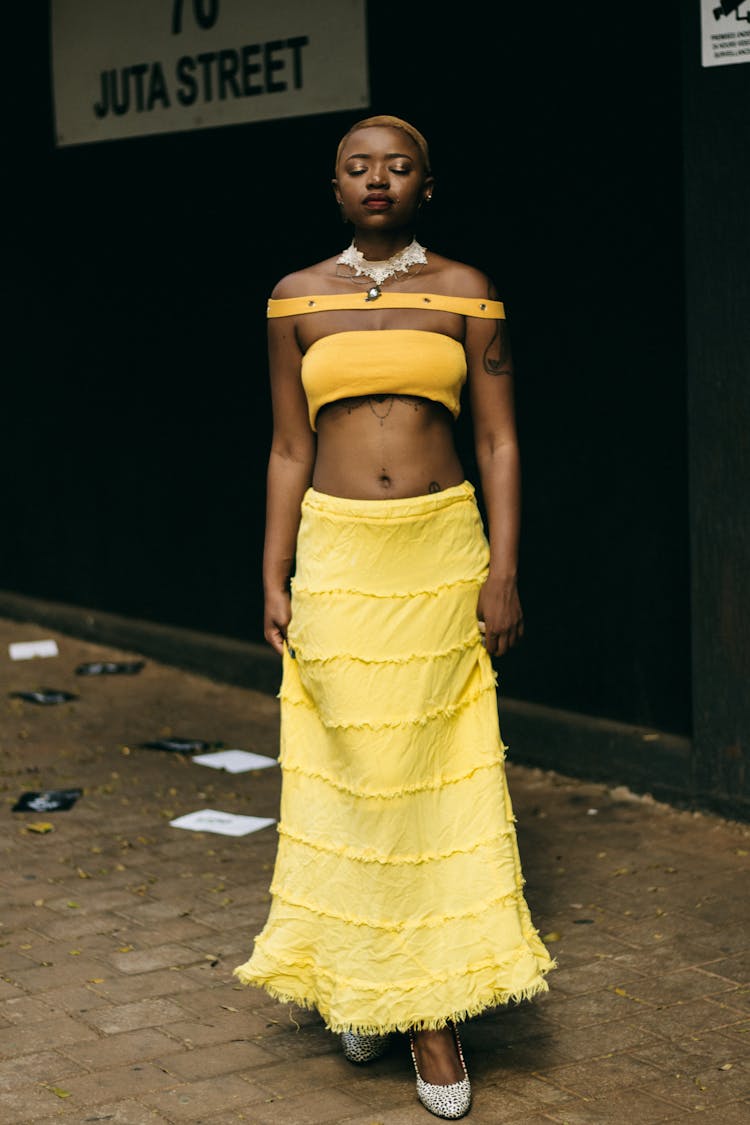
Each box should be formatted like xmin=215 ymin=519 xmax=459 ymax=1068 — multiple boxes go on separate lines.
xmin=342 ymin=395 xmax=423 ymax=426
xmin=369 ymin=396 xmax=395 ymax=423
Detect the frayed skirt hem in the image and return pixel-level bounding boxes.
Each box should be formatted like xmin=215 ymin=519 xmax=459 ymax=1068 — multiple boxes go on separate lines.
xmin=231 ymin=961 xmax=557 ymax=1036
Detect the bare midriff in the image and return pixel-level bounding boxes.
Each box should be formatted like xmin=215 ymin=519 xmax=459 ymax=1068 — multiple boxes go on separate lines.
xmin=313 ymin=394 xmax=465 ymax=500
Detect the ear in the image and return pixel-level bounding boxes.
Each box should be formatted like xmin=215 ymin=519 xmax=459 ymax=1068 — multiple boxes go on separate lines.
xmin=331 ymin=178 xmax=342 ymax=206
xmin=422 ymin=175 xmax=435 ymax=204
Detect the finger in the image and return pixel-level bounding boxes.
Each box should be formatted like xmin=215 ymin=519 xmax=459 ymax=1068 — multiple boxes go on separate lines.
xmin=266 ymin=627 xmax=286 ymax=657
xmin=485 ymin=631 xmax=500 ymax=655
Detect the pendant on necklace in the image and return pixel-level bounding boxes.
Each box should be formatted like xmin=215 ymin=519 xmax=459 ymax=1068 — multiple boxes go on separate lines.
xmin=365 ymin=285 xmax=381 ymax=302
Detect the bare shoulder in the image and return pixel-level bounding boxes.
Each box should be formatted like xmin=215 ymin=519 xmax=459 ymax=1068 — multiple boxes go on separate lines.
xmin=270 ymin=255 xmax=340 ymax=299
xmin=427 ymin=253 xmax=500 ymax=299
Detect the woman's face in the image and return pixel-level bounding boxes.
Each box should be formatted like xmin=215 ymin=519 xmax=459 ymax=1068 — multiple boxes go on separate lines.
xmin=333 ymin=126 xmax=432 ymax=231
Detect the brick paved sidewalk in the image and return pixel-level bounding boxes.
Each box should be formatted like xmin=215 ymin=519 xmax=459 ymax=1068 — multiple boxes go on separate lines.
xmin=1 ymin=618 xmax=748 ymax=1125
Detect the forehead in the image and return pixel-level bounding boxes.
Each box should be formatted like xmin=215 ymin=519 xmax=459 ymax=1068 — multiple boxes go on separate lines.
xmin=339 ymin=126 xmax=421 ymax=164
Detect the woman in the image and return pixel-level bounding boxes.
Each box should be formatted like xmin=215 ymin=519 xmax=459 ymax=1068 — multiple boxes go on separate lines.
xmin=234 ymin=114 xmax=555 ymax=1120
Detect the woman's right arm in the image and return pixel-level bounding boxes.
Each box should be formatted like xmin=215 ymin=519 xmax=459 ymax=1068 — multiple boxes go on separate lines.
xmin=263 ymin=312 xmax=316 ymax=654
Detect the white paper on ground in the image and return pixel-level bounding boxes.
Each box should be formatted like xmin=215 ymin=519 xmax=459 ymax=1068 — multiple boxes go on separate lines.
xmin=9 ymin=640 xmax=60 ymax=661
xmin=169 ymin=809 xmax=276 ymax=836
xmin=192 ymin=749 xmax=279 ymax=773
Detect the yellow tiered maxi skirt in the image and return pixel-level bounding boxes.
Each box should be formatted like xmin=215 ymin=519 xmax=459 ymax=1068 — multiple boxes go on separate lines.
xmin=233 ymin=481 xmax=555 ymax=1033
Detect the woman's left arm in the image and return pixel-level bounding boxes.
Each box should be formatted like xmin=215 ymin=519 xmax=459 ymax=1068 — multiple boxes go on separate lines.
xmin=465 ymin=280 xmax=524 ymax=658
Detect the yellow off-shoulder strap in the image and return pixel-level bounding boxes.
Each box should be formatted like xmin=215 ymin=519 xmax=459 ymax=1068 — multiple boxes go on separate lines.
xmin=267 ymin=292 xmax=505 ymax=319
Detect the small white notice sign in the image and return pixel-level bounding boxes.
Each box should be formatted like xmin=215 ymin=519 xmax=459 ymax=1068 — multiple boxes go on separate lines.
xmin=701 ymin=0 xmax=750 ymax=67
xmin=192 ymin=749 xmax=278 ymax=773
xmin=170 ymin=809 xmax=276 ymax=836
xmin=9 ymin=640 xmax=60 ymax=661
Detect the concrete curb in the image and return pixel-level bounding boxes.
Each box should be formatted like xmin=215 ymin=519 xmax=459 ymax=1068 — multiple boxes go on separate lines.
xmin=0 ymin=589 xmax=281 ymax=696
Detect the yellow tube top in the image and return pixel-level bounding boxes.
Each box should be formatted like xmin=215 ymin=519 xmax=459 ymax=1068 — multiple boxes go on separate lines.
xmin=301 ymin=330 xmax=465 ymax=430
xmin=267 ymin=291 xmax=506 ymax=431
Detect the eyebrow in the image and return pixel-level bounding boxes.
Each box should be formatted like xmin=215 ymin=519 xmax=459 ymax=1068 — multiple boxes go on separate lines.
xmin=344 ymin=152 xmax=414 ymax=161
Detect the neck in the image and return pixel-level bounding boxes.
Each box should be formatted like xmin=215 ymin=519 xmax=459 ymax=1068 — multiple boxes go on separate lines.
xmin=350 ymin=230 xmax=416 ymax=261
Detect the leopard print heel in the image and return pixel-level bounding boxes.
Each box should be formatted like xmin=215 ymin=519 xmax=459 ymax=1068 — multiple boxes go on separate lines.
xmin=409 ymin=1023 xmax=471 ymax=1119
xmin=340 ymin=1030 xmax=390 ymax=1063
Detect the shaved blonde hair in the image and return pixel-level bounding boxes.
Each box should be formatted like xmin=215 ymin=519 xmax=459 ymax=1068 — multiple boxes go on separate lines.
xmin=335 ymin=115 xmax=431 ymax=175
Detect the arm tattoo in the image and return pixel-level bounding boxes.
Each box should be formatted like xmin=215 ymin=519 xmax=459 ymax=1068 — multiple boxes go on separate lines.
xmin=483 ymin=320 xmax=512 ymax=377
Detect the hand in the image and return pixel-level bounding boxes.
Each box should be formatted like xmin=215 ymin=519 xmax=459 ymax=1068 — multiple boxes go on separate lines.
xmin=264 ymin=589 xmax=291 ymax=656
xmin=477 ymin=576 xmax=524 ymax=658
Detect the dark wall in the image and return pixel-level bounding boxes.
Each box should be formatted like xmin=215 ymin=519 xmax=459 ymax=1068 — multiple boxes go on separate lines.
xmin=682 ymin=7 xmax=750 ymax=810
xmin=5 ymin=5 xmax=690 ymax=734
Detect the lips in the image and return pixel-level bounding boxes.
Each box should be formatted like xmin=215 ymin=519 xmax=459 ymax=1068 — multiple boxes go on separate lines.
xmin=363 ymin=193 xmax=392 ymax=210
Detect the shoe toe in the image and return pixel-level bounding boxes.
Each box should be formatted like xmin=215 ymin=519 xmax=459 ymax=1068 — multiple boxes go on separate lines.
xmin=416 ymin=1075 xmax=472 ymax=1119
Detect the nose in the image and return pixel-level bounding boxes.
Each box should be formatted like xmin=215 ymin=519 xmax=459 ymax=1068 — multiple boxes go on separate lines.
xmin=366 ymin=162 xmax=389 ymax=189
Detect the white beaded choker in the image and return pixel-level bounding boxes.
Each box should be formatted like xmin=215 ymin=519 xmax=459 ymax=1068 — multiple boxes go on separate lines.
xmin=337 ymin=238 xmax=427 ymax=286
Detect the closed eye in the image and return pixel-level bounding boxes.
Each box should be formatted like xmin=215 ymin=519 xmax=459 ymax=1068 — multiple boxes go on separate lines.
xmin=346 ymin=166 xmax=413 ymax=177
